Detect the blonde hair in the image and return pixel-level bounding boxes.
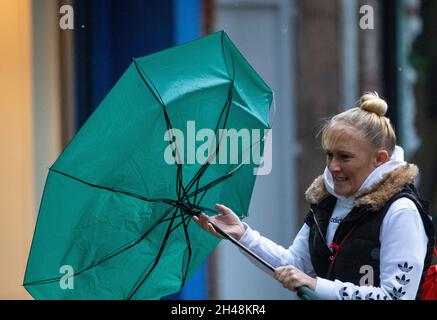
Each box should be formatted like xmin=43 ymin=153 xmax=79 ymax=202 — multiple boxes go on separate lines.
xmin=321 ymin=92 xmax=397 ymax=155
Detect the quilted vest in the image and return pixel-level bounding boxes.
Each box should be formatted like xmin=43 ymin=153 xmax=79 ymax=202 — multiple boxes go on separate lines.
xmin=304 ymin=184 xmax=435 ymax=298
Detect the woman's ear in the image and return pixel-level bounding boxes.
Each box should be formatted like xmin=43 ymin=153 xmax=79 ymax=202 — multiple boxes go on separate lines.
xmin=375 ymin=149 xmax=389 ymax=167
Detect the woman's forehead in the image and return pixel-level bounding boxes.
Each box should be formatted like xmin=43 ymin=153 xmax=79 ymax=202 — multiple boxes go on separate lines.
xmin=323 ymin=125 xmax=369 ymax=151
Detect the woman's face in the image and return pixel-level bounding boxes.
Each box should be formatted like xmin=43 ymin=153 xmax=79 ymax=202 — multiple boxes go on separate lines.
xmin=325 ymin=128 xmax=386 ymax=197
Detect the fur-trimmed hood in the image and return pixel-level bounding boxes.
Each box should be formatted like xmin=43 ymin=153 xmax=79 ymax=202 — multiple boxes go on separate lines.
xmin=305 ymin=146 xmax=419 ymax=211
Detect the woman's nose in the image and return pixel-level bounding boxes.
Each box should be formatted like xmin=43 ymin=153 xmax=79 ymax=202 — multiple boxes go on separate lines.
xmin=328 ymin=159 xmax=341 ymax=173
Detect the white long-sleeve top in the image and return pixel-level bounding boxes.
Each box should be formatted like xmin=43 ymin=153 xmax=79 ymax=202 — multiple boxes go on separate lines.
xmin=239 ymin=146 xmax=428 ymax=300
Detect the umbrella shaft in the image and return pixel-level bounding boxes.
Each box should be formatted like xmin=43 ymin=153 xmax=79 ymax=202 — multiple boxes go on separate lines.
xmin=209 ymin=221 xmax=314 ymax=300
xmin=209 ymin=221 xmax=275 ymax=272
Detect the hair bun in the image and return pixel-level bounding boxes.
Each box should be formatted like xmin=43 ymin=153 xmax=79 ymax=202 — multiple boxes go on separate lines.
xmin=359 ymin=92 xmax=388 ymax=116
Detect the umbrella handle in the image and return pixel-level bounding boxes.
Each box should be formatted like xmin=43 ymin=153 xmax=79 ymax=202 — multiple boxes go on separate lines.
xmin=213 ymin=221 xmax=318 ymax=300
xmin=297 ymin=285 xmax=317 ymax=300
xmin=198 ymin=213 xmax=318 ymax=300
xmin=207 ymin=220 xmax=276 ymax=273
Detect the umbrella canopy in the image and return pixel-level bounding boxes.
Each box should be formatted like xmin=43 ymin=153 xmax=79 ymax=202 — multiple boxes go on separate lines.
xmin=24 ymin=30 xmax=272 ymax=299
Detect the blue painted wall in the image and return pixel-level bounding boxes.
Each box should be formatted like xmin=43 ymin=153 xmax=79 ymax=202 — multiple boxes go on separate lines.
xmin=73 ymin=0 xmax=174 ymax=128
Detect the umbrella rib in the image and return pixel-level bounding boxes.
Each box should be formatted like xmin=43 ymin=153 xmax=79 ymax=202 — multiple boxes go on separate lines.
xmin=26 ymin=169 xmax=195 ymax=287
xmin=126 ymin=206 xmax=180 ymax=299
xmin=133 ymin=59 xmax=186 ymax=172
xmin=133 ymin=56 xmax=237 ymax=211
xmin=51 ymin=153 xmax=248 ymax=221
xmin=133 ymin=58 xmax=189 ymax=207
xmin=220 ymin=31 xmax=236 ymax=85
xmin=49 ymin=167 xmax=177 ymax=206
xmin=181 ymin=85 xmax=234 ymax=203
xmin=132 ymin=58 xmax=165 ymax=106
xmin=184 ymin=118 xmax=266 ymax=204
xmin=191 ymin=86 xmax=233 ymax=184
xmin=143 ymin=84 xmax=236 ymax=297
xmin=24 ymin=160 xmax=243 ymax=288
xmin=48 ymin=167 xmax=229 ymax=216
xmin=122 ymin=75 xmax=234 ymax=297
xmin=25 ymin=141 xmax=255 ymax=290
xmin=178 ymin=211 xmax=194 ymax=289
xmin=187 ymin=163 xmax=245 ymax=199
xmin=134 ymin=52 xmax=237 ymax=216
xmin=127 ymin=208 xmax=194 ymax=299
xmin=23 ymin=204 xmax=178 ymax=287
xmin=184 ymin=127 xmax=264 ymax=200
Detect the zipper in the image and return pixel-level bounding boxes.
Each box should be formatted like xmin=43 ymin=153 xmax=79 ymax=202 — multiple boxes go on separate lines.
xmin=310 ymin=208 xmax=331 ymax=254
xmin=326 ymin=211 xmax=372 ymax=279
xmin=327 ymin=247 xmax=340 ymax=279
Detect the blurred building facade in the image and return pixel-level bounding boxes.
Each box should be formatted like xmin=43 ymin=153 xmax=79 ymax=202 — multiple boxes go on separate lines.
xmin=0 ymin=0 xmax=435 ymax=299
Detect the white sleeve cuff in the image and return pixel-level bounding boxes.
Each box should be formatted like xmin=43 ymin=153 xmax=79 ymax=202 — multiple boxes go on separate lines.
xmin=238 ymin=222 xmax=253 ymax=245
xmin=314 ymin=277 xmax=337 ymax=300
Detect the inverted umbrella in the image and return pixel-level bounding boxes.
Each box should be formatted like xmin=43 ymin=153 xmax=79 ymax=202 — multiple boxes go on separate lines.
xmin=23 ymin=31 xmax=272 ymax=299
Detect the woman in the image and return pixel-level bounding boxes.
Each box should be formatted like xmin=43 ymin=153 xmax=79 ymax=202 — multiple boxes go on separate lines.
xmin=194 ymin=92 xmax=435 ymax=300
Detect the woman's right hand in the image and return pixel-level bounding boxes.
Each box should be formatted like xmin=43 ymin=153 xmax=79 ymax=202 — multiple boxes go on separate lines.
xmin=193 ymin=204 xmax=246 ymax=240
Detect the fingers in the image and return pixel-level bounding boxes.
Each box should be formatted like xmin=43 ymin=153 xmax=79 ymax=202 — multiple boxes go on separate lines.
xmin=198 ymin=213 xmax=212 ymax=230
xmin=274 ymin=266 xmax=303 ymax=291
xmin=215 ymin=203 xmax=232 ymax=215
xmin=207 ymin=222 xmax=219 ymax=235
xmin=193 ymin=204 xmax=238 ymax=239
xmin=274 ymin=266 xmax=288 ymax=282
xmin=193 ymin=213 xmax=223 ymax=239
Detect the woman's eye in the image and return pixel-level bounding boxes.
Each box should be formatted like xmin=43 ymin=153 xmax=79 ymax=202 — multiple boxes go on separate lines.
xmin=326 ymin=152 xmax=333 ymax=158
xmin=341 ymin=155 xmax=350 ymax=160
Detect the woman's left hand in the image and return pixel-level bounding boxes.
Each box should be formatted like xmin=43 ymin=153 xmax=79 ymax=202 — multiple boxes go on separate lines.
xmin=274 ymin=265 xmax=317 ymax=291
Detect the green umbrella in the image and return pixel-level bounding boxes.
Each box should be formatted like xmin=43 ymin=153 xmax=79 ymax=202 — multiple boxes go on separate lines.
xmin=23 ymin=30 xmax=272 ymax=299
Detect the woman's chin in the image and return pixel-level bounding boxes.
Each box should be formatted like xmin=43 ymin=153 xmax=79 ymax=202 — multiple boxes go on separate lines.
xmin=334 ymin=186 xmax=352 ymax=197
